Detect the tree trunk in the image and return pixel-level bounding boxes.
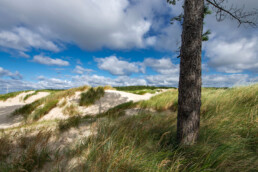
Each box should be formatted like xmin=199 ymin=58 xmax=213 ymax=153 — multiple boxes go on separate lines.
xmin=177 ymin=0 xmax=204 ymax=145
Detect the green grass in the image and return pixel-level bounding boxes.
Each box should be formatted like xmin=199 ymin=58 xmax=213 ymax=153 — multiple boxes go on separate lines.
xmin=32 ymin=100 xmax=59 ymax=120
xmin=69 ymin=84 xmax=258 ymax=171
xmin=13 ymin=85 xmax=89 ymax=121
xmin=23 ymin=89 xmax=62 ymax=101
xmin=3 ymin=84 xmax=258 ymax=171
xmin=79 ymin=87 xmax=105 ymax=106
xmin=58 ymin=115 xmax=95 ymax=132
xmin=138 ymin=88 xmax=178 ymax=111
xmin=0 ymin=91 xmax=29 ymax=101
xmin=0 ymin=131 xmax=52 ymax=172
xmin=115 ymin=85 xmax=175 ymax=91
xmin=115 ymin=86 xmax=174 ymax=95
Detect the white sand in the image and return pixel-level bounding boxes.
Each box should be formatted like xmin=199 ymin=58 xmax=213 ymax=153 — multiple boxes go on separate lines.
xmin=1 ymin=89 xmax=164 ymax=128
xmin=0 ymin=91 xmax=50 ymax=129
xmin=41 ymin=90 xmax=161 ymax=120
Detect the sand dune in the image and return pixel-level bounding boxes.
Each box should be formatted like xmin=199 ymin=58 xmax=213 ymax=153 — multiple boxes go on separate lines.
xmin=0 ymin=91 xmax=50 ymax=129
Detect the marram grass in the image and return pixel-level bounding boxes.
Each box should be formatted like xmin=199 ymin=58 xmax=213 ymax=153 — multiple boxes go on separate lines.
xmin=1 ymin=84 xmax=257 ymax=171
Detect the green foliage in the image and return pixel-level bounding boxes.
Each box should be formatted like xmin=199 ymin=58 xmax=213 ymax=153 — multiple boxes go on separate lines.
xmin=62 ymin=104 xmax=80 ymax=116
xmin=0 ymin=131 xmax=52 ymax=172
xmin=23 ymin=91 xmax=38 ymax=101
xmin=70 ymin=84 xmax=258 ymax=171
xmin=12 ymin=100 xmax=43 ymax=119
xmin=115 ymin=86 xmax=173 ymax=91
xmin=32 ymin=100 xmax=58 ymax=120
xmin=98 ymin=101 xmax=136 ymax=118
xmin=202 ymin=29 xmax=211 ymax=41
xmin=12 ymin=85 xmax=89 ymax=121
xmin=0 ymin=91 xmax=27 ymax=101
xmin=58 ymin=116 xmax=82 ymax=131
xmin=138 ymin=89 xmax=178 ymax=111
xmin=79 ymin=87 xmax=105 ymax=106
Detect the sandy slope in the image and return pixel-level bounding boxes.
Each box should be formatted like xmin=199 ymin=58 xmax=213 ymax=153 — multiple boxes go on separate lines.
xmin=0 ymin=90 xmax=163 ymax=128
xmin=0 ymin=91 xmax=50 ymax=129
xmin=40 ymin=90 xmax=161 ymax=121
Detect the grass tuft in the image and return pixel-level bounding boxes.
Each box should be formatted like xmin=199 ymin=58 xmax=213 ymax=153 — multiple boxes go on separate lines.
xmin=62 ymin=103 xmax=80 ymax=116
xmin=79 ymin=87 xmax=105 ymax=106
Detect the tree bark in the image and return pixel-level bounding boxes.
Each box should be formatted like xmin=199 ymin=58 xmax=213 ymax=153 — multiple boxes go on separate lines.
xmin=177 ymin=0 xmax=204 ymax=145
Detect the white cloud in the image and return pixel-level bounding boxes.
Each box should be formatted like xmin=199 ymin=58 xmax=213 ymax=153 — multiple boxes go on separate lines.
xmin=205 ymin=37 xmax=258 ymax=73
xmin=0 ymin=27 xmax=59 ymax=52
xmin=73 ymin=65 xmax=93 ymax=74
xmin=0 ymin=67 xmax=22 ymax=80
xmin=72 ymin=75 xmax=147 ymax=87
xmin=143 ymin=58 xmax=179 ymax=75
xmin=95 ymin=56 xmax=180 ymax=76
xmin=37 ymin=76 xmax=73 ymax=89
xmin=0 ymin=0 xmax=162 ymax=51
xmin=1 ymin=72 xmax=257 ymax=94
xmin=32 ymin=55 xmax=69 ymax=66
xmin=202 ymin=74 xmax=258 ymax=87
xmin=95 ymin=56 xmax=140 ymax=76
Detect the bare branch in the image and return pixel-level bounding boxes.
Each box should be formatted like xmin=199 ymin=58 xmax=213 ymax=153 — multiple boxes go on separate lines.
xmin=206 ymin=0 xmax=258 ymax=27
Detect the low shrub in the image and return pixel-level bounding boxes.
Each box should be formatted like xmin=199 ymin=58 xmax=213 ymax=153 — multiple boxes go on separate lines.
xmin=79 ymin=87 xmax=105 ymax=106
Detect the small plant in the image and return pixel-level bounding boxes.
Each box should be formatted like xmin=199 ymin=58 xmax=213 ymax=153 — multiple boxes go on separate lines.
xmin=0 ymin=131 xmax=52 ymax=171
xmin=23 ymin=91 xmax=37 ymax=101
xmin=79 ymin=87 xmax=105 ymax=106
xmin=97 ymin=101 xmax=136 ymax=118
xmin=0 ymin=135 xmax=12 ymax=161
xmin=0 ymin=91 xmax=25 ymax=101
xmin=58 ymin=99 xmax=67 ymax=108
xmin=62 ymin=104 xmax=80 ymax=116
xmin=103 ymin=85 xmax=115 ymax=90
xmin=58 ymin=116 xmax=82 ymax=131
xmin=32 ymin=99 xmax=58 ymax=120
xmin=12 ymin=99 xmax=42 ymax=118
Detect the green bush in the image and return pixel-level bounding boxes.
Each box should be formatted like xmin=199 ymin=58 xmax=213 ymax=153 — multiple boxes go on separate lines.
xmin=79 ymin=87 xmax=105 ymax=106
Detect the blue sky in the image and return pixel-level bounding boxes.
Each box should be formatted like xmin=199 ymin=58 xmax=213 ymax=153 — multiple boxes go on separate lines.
xmin=0 ymin=0 xmax=257 ymax=94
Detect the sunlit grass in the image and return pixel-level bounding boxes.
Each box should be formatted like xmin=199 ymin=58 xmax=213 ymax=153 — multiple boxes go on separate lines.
xmin=2 ymin=84 xmax=257 ymax=171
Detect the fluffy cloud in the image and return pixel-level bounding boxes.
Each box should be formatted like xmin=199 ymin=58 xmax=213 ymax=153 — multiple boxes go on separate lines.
xmin=0 ymin=0 xmax=164 ymax=51
xmin=143 ymin=58 xmax=179 ymax=75
xmin=202 ymin=74 xmax=258 ymax=87
xmin=205 ymin=37 xmax=258 ymax=73
xmin=0 ymin=27 xmax=59 ymax=52
xmin=32 ymin=55 xmax=70 ymax=66
xmin=0 ymin=67 xmax=22 ymax=80
xmin=1 ymin=72 xmax=257 ymax=94
xmin=73 ymin=65 xmax=93 ymax=74
xmin=37 ymin=76 xmax=73 ymax=89
xmin=95 ymin=56 xmax=140 ymax=76
xmin=95 ymin=56 xmax=179 ymax=76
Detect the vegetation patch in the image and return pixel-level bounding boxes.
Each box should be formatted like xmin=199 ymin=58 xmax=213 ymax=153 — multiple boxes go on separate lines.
xmin=12 ymin=99 xmax=43 ymax=119
xmin=97 ymin=101 xmax=136 ymax=118
xmin=138 ymin=89 xmax=178 ymax=111
xmin=115 ymin=86 xmax=174 ymax=95
xmin=115 ymin=85 xmax=174 ymax=91
xmin=70 ymin=84 xmax=258 ymax=171
xmin=12 ymin=85 xmax=89 ymax=121
xmin=58 ymin=115 xmax=95 ymax=132
xmin=0 ymin=131 xmax=52 ymax=172
xmin=0 ymin=91 xmax=29 ymax=101
xmin=79 ymin=87 xmax=105 ymax=106
xmin=62 ymin=104 xmax=80 ymax=116
xmin=32 ymin=100 xmax=59 ymax=120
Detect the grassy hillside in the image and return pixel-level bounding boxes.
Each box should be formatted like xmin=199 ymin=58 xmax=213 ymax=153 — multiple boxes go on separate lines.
xmin=0 ymin=84 xmax=257 ymax=171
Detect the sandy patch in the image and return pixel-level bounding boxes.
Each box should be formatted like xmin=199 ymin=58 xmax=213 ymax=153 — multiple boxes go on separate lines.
xmin=25 ymin=92 xmax=50 ymax=103
xmin=41 ymin=90 xmax=161 ymax=120
xmin=0 ymin=91 xmax=50 ymax=129
xmin=0 ymin=91 xmax=34 ymax=107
